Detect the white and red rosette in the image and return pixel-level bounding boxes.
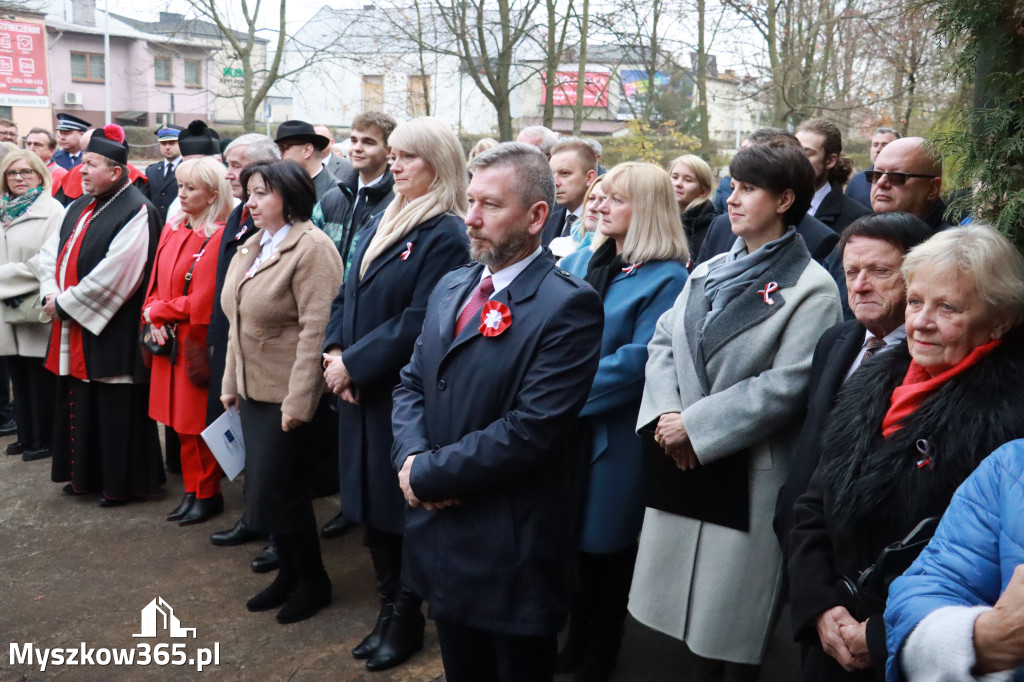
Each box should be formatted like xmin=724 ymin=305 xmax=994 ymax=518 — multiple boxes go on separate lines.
xmin=478 ymin=300 xmax=512 ymax=337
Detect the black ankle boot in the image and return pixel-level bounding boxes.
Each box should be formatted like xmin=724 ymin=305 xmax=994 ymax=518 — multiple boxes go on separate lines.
xmin=166 ymin=493 xmax=196 ymax=521
xmin=247 ymin=537 xmax=297 ymax=612
xmin=365 ymin=584 xmax=424 ymax=671
xmin=276 ymin=531 xmax=331 ymax=624
xmin=179 ymin=493 xmax=224 ymax=526
xmin=353 ymin=546 xmax=400 ymax=659
xmin=574 ymin=544 xmax=638 ymax=682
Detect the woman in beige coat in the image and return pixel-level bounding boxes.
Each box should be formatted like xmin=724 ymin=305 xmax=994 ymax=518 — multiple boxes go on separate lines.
xmin=220 ymin=160 xmax=343 ymax=624
xmin=631 ymin=142 xmax=842 ymax=680
xmin=0 ymin=149 xmax=63 ymax=461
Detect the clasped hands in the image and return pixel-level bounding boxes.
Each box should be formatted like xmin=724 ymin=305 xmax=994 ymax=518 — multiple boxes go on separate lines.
xmin=815 ymin=606 xmax=871 ymax=672
xmin=323 ymin=351 xmax=359 ymax=405
xmin=398 ymin=455 xmax=460 ymax=512
xmin=42 ymin=294 xmax=58 ymax=321
xmin=654 ymin=412 xmax=699 ymax=470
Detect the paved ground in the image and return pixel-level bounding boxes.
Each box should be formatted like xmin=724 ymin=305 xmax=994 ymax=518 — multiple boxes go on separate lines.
xmin=0 ymin=431 xmax=801 ymax=681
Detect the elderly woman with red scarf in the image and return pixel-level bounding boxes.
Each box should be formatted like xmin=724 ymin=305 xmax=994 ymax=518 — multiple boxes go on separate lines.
xmin=788 ymin=225 xmax=1024 ymax=682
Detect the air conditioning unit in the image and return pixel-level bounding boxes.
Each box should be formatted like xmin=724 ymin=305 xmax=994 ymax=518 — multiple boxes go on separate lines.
xmin=63 ymin=92 xmax=83 ymax=106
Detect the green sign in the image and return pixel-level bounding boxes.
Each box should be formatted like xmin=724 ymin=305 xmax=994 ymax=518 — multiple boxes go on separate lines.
xmin=222 ymin=67 xmax=244 ymax=78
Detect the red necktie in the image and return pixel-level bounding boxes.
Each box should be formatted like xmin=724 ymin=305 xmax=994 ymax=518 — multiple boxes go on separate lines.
xmin=455 ymin=276 xmax=494 ymax=335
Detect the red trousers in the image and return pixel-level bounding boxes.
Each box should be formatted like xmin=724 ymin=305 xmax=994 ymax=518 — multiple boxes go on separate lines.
xmin=180 ymin=433 xmax=222 ymax=498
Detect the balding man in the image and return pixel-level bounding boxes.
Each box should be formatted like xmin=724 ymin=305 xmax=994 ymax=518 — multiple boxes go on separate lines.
xmin=869 ymin=137 xmax=950 ymax=231
xmin=845 ymin=127 xmax=900 ymax=208
xmin=314 ymin=124 xmax=353 ymax=180
xmin=516 ymin=125 xmax=559 ymax=158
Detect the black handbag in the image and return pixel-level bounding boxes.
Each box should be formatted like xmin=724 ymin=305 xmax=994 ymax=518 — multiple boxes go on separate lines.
xmin=139 ymin=234 xmax=212 ymax=363
xmin=838 ymin=516 xmax=940 ymax=620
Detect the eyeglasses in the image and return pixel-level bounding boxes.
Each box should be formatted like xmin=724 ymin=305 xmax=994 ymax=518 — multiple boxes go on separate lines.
xmin=4 ymin=169 xmax=38 ymax=180
xmin=866 ymin=170 xmax=938 ymax=186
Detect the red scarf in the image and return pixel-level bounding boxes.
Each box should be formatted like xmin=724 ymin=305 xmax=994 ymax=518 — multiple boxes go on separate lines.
xmin=44 ymin=203 xmax=96 ymax=379
xmin=881 ymin=338 xmax=1002 ymax=437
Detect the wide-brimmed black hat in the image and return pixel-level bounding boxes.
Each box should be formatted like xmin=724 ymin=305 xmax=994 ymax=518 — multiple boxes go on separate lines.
xmin=87 ymin=126 xmax=129 ymax=165
xmin=56 ymin=113 xmax=91 ymax=132
xmin=274 ymin=120 xmax=329 ymax=151
xmin=177 ymin=120 xmax=221 ymax=157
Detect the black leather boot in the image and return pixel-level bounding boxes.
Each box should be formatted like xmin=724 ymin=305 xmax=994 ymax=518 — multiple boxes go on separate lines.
xmin=247 ymin=536 xmax=297 ymax=612
xmin=352 ymin=545 xmax=401 ymax=659
xmin=574 ymin=543 xmax=639 ymax=682
xmin=179 ymin=493 xmax=224 ymax=526
xmin=365 ymin=584 xmax=424 ymax=671
xmin=276 ymin=531 xmax=331 ymax=624
xmin=166 ymin=493 xmax=196 ymax=521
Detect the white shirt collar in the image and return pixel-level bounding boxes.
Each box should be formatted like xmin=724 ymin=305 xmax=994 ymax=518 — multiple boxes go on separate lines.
xmin=358 ymin=172 xmax=386 ymax=193
xmin=808 ymin=182 xmax=831 ymax=216
xmin=259 ymin=223 xmax=291 ymax=254
xmin=480 ymin=246 xmax=544 ymax=295
xmin=864 ymin=324 xmax=906 ymax=348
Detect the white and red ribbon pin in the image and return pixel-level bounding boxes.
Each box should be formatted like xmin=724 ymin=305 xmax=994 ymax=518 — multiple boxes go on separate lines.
xmin=621 ymin=262 xmax=642 ymax=274
xmin=400 ymin=242 xmax=413 ymax=261
xmin=758 ymin=281 xmax=779 ymax=305
xmin=479 ymin=300 xmax=512 ymax=337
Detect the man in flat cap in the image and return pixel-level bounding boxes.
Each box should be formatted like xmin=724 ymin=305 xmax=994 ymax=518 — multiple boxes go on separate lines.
xmin=275 ymin=120 xmax=338 ymax=201
xmin=52 ymin=113 xmax=92 ymax=170
xmin=144 ymin=125 xmax=184 ymax=225
xmin=39 ymin=129 xmax=165 ymax=506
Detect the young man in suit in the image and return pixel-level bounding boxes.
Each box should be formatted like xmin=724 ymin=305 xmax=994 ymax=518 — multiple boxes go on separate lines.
xmin=51 ymin=113 xmax=91 ymax=170
xmin=795 ymin=118 xmax=872 ymax=234
xmin=541 ymin=137 xmax=598 ymax=246
xmin=774 ymin=212 xmax=934 ymax=557
xmin=392 ymin=142 xmax=604 ymax=682
xmin=143 ymin=125 xmax=183 ymax=225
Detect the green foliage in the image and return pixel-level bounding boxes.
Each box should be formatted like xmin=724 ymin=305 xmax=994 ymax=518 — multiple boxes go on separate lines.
xmin=602 ymin=120 xmax=701 ymax=168
xmin=926 ymin=0 xmax=1024 ymax=251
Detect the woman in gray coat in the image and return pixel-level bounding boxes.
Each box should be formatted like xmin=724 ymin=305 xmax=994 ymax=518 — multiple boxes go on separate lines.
xmin=631 ymin=141 xmax=842 ymax=680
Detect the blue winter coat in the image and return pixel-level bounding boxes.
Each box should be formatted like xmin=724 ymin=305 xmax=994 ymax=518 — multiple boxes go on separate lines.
xmin=561 ymin=250 xmax=688 ymax=553
xmin=885 ymin=439 xmax=1024 ymax=681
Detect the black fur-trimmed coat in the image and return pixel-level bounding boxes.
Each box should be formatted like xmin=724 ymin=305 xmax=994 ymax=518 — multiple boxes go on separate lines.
xmin=787 ymin=328 xmax=1024 ymax=682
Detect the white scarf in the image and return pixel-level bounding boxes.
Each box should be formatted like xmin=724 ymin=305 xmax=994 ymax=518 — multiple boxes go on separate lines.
xmin=358 ymin=192 xmax=446 ymax=280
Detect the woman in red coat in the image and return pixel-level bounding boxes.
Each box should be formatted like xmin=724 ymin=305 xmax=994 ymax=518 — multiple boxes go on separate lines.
xmin=142 ymin=157 xmax=232 ymax=525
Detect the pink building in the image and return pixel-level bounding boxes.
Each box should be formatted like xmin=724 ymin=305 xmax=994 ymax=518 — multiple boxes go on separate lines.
xmin=47 ymin=2 xmax=216 ymax=129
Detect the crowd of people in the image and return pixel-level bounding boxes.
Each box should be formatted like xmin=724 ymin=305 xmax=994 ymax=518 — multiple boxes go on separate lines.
xmin=2 ymin=108 xmax=1024 ymax=682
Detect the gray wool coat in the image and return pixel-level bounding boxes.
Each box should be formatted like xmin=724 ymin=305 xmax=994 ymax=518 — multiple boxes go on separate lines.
xmin=630 ymin=235 xmax=842 ymax=664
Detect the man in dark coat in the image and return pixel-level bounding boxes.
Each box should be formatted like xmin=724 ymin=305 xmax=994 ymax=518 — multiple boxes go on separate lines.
xmin=844 ymin=127 xmax=900 ymax=209
xmin=774 ymin=212 xmax=934 ymax=559
xmin=143 ymin=125 xmax=183 ymax=225
xmin=39 ymin=131 xmax=164 ymax=505
xmin=312 ymin=112 xmax=396 ymax=276
xmin=207 ymin=134 xmax=281 ymax=554
xmin=540 ymin=137 xmax=598 ymax=246
xmin=795 ymin=118 xmax=872 ymax=234
xmin=392 ymin=142 xmax=603 ymax=681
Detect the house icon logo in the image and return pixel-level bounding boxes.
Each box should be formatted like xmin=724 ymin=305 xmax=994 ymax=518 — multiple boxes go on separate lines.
xmin=133 ymin=597 xmax=197 ymax=638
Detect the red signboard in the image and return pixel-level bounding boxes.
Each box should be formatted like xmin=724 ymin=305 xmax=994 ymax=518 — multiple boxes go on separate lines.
xmin=541 ymin=71 xmax=610 ymax=108
xmin=0 ymin=19 xmax=49 ymax=108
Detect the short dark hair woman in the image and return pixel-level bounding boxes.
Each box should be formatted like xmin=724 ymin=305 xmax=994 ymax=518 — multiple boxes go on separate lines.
xmin=788 ymin=225 xmax=1024 ymax=681
xmin=321 ymin=117 xmax=470 ymax=672
xmin=220 ymin=159 xmax=344 ymax=624
xmin=631 ymin=141 xmax=842 ymax=681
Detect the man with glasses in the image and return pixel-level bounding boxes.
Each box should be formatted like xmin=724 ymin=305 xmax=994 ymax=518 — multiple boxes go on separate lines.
xmin=869 ymin=137 xmax=951 ymax=231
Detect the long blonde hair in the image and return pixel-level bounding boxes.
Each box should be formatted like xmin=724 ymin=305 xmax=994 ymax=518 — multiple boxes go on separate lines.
xmin=170 ymin=157 xmax=233 ymax=236
xmin=601 ymin=162 xmax=689 ymax=264
xmin=387 ymin=117 xmax=467 ymax=217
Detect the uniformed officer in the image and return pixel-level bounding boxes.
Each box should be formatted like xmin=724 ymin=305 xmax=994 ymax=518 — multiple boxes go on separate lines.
xmin=144 ymin=125 xmax=184 ymax=225
xmin=51 ymin=113 xmax=92 ymax=170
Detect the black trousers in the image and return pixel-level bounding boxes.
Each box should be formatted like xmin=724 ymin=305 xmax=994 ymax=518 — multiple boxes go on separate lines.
xmin=6 ymin=355 xmax=55 ymax=450
xmin=435 ymin=620 xmax=557 ymax=682
xmin=50 ymin=378 xmax=164 ymax=499
xmin=237 ymin=396 xmax=329 ymax=535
